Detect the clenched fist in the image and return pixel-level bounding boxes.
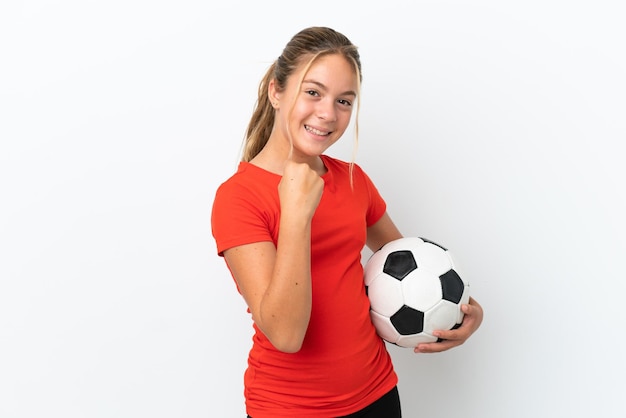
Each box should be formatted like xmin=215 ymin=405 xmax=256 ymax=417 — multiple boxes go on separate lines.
xmin=278 ymin=160 xmax=324 ymax=222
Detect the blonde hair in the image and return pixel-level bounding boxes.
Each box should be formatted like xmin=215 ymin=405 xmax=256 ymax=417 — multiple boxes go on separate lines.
xmin=242 ymin=27 xmax=362 ymax=163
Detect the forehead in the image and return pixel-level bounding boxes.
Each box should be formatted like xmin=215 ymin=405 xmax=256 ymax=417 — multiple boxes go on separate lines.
xmin=294 ymin=53 xmax=358 ymax=92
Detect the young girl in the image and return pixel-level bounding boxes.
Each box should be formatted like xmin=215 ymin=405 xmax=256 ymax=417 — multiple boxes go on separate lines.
xmin=211 ymin=26 xmax=483 ymax=418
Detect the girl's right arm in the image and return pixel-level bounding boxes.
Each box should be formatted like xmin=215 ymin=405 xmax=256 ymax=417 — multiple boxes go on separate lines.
xmin=223 ymin=161 xmax=323 ymax=353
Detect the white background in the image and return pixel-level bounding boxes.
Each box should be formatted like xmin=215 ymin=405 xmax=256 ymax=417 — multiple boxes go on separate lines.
xmin=1 ymin=1 xmax=625 ymax=417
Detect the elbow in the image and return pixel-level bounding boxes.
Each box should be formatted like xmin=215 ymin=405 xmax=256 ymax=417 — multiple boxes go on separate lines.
xmin=275 ymin=342 xmax=303 ymax=354
xmin=255 ymin=311 xmax=309 ymax=353
xmin=269 ymin=333 xmax=305 ymax=353
xmin=260 ymin=323 xmax=306 ymax=353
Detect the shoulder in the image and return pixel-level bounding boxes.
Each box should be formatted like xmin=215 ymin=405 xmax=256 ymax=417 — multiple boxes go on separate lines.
xmin=212 ymin=163 xmax=281 ymax=226
xmin=215 ymin=162 xmax=279 ymax=198
xmin=212 ymin=163 xmax=281 ymax=255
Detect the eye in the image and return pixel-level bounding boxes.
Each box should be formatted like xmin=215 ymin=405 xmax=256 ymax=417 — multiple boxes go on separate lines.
xmin=337 ymin=98 xmax=353 ymax=107
xmin=305 ymin=89 xmax=320 ymax=97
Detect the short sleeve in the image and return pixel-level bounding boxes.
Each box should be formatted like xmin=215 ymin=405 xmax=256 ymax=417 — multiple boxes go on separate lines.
xmin=353 ymin=164 xmax=387 ymax=227
xmin=211 ymin=175 xmax=279 ymax=257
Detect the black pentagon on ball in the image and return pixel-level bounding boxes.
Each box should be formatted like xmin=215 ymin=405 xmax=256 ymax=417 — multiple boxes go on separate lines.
xmin=440 ymin=269 xmax=464 ymax=304
xmin=390 ymin=305 xmax=424 ymax=335
xmin=383 ymin=250 xmax=417 ymax=280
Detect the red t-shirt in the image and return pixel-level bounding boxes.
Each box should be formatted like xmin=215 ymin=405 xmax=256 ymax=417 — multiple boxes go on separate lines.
xmin=211 ymin=155 xmax=398 ymax=417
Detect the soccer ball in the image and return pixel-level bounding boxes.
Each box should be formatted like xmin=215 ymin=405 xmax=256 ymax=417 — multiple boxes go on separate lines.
xmin=364 ymin=237 xmax=470 ymax=348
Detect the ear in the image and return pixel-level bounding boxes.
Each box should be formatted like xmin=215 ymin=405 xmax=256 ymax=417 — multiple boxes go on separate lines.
xmin=268 ymin=79 xmax=280 ymax=109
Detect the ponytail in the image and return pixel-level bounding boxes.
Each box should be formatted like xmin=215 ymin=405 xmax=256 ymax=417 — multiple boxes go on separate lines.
xmin=242 ymin=63 xmax=276 ymax=162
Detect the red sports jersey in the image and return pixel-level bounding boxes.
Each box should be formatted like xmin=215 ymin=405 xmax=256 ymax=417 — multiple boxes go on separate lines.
xmin=211 ymin=155 xmax=397 ymax=417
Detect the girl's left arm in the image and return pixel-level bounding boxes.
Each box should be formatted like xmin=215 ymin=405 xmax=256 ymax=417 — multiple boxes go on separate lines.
xmin=365 ymin=212 xmax=403 ymax=252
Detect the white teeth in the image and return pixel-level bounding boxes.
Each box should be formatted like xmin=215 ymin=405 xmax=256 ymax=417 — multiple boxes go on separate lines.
xmin=305 ymin=125 xmax=329 ymax=136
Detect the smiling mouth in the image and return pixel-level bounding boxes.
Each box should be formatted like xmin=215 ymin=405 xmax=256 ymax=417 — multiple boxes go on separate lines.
xmin=305 ymin=125 xmax=331 ymax=136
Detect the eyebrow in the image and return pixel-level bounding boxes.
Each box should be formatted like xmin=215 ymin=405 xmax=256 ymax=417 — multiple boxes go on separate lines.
xmin=302 ymin=79 xmax=357 ymax=97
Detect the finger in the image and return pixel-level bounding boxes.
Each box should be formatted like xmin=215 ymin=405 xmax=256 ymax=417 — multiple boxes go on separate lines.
xmin=427 ymin=317 xmax=473 ymax=344
xmin=459 ymin=302 xmax=478 ymax=319
xmin=414 ymin=339 xmax=461 ymax=354
xmin=432 ymin=328 xmax=463 ymax=342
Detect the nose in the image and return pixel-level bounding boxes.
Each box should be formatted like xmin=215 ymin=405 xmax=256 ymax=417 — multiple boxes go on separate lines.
xmin=316 ymin=99 xmax=337 ymax=122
